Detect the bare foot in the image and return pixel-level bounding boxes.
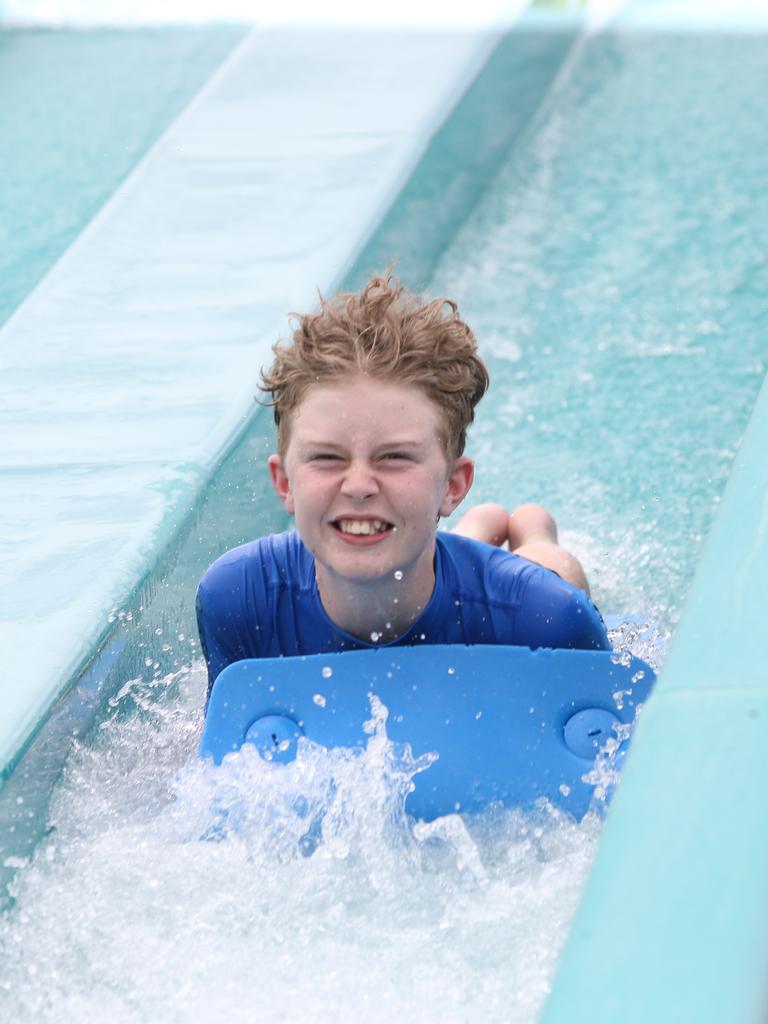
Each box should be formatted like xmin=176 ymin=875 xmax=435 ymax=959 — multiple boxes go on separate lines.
xmin=507 ymin=503 xmax=558 ymax=548
xmin=450 ymin=502 xmax=510 ymax=547
xmin=453 ymin=502 xmax=591 ymax=595
xmin=508 ymin=504 xmax=590 ymax=596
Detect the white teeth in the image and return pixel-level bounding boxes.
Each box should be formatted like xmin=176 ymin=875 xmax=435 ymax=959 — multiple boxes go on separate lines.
xmin=337 ymin=519 xmax=388 ymax=535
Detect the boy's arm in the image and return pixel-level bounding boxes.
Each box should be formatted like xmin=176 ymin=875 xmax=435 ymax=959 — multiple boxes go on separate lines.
xmin=196 ymin=581 xmax=243 ymax=702
xmin=195 ymin=538 xmax=279 ymax=704
xmin=196 ymin=556 xmax=267 ymax=702
xmin=560 ymin=585 xmax=610 ymax=651
xmin=512 ymin=562 xmax=610 ymax=652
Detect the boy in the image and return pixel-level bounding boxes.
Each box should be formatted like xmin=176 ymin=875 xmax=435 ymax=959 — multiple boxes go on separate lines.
xmin=197 ymin=274 xmax=608 ymax=700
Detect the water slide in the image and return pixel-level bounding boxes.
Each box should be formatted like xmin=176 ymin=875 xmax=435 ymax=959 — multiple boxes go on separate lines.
xmin=2 ymin=0 xmax=767 ymax=1019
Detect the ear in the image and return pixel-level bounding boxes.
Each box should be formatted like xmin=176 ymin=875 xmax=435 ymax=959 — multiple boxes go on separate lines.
xmin=440 ymin=455 xmax=474 ymax=517
xmin=268 ymin=454 xmax=295 ymax=515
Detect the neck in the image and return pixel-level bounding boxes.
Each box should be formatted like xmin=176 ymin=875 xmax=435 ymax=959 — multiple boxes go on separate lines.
xmin=315 ymin=543 xmax=437 ymax=643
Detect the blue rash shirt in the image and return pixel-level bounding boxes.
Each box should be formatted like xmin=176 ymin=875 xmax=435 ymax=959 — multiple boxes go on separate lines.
xmin=196 ymin=530 xmax=609 ymax=698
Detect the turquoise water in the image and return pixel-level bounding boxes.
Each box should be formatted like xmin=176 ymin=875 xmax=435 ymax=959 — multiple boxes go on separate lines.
xmin=1 ymin=18 xmax=768 ymax=1024
xmin=0 ymin=27 xmax=244 ymax=327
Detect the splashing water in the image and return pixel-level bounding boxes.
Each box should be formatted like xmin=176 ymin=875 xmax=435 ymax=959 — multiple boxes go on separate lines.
xmin=0 ymin=666 xmax=603 ymax=1023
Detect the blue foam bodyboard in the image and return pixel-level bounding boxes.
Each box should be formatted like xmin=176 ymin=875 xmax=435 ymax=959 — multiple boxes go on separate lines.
xmin=199 ymin=645 xmax=655 ymax=821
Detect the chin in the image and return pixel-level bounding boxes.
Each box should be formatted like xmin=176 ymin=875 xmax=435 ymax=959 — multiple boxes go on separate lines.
xmin=325 ymin=551 xmax=397 ymax=583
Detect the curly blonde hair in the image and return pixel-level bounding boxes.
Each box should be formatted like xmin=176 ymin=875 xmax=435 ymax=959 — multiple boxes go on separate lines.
xmin=260 ymin=273 xmax=489 ymax=460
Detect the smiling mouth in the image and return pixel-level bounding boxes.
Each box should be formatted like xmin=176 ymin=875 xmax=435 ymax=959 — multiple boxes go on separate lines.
xmin=332 ymin=518 xmax=394 ymax=537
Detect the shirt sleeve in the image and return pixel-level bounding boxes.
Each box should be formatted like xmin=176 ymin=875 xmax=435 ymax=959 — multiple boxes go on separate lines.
xmin=195 ymin=580 xmax=237 ymax=701
xmin=506 ymin=559 xmax=610 ymax=652
xmin=195 ymin=547 xmax=269 ymax=702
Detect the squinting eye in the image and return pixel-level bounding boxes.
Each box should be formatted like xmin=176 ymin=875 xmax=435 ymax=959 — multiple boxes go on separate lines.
xmin=310 ymin=454 xmax=341 ymax=462
xmin=382 ymin=452 xmax=410 ymax=461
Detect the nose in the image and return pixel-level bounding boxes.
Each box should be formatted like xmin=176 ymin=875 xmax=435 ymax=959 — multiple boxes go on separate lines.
xmin=340 ymin=459 xmax=379 ymax=501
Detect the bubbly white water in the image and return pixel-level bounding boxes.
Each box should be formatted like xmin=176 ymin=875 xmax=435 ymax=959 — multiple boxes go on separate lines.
xmin=0 ymin=665 xmax=606 ymax=1024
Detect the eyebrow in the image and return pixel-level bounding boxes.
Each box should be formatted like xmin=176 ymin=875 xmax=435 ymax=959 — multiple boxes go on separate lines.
xmin=299 ymin=439 xmax=428 ymax=451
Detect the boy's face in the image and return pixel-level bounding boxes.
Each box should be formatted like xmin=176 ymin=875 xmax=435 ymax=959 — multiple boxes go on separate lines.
xmin=268 ymin=374 xmax=473 ymax=590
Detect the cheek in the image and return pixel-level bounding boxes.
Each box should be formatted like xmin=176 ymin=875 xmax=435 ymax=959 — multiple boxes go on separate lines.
xmin=400 ymin=476 xmax=445 ymax=518
xmin=292 ymin=475 xmax=332 ymax=516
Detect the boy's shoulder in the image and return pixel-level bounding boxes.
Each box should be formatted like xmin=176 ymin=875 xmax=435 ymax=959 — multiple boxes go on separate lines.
xmin=437 ymin=530 xmax=548 ymax=586
xmin=198 ymin=530 xmax=311 ymax=592
xmin=436 ymin=530 xmax=561 ymax=607
xmin=437 ymin=531 xmax=608 ymax=649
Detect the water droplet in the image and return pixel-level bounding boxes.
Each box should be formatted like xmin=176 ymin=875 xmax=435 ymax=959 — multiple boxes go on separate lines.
xmin=393 ymin=570 xmax=403 ymax=580
xmin=298 ymin=833 xmax=318 ymax=857
xmin=322 ymin=666 xmax=333 ymax=678
xmin=313 ymin=693 xmax=327 ymax=707
xmin=447 ymin=667 xmax=455 ymax=675
xmin=370 ymin=631 xmax=381 ymax=642
xmin=475 ymin=710 xmax=483 ymax=720
xmin=293 ymin=795 xmax=309 ymax=817
xmin=559 ymin=784 xmax=571 ymax=797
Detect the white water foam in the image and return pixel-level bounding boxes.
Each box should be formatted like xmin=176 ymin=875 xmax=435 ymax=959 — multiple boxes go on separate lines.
xmin=0 ymin=665 xmax=603 ymax=1023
